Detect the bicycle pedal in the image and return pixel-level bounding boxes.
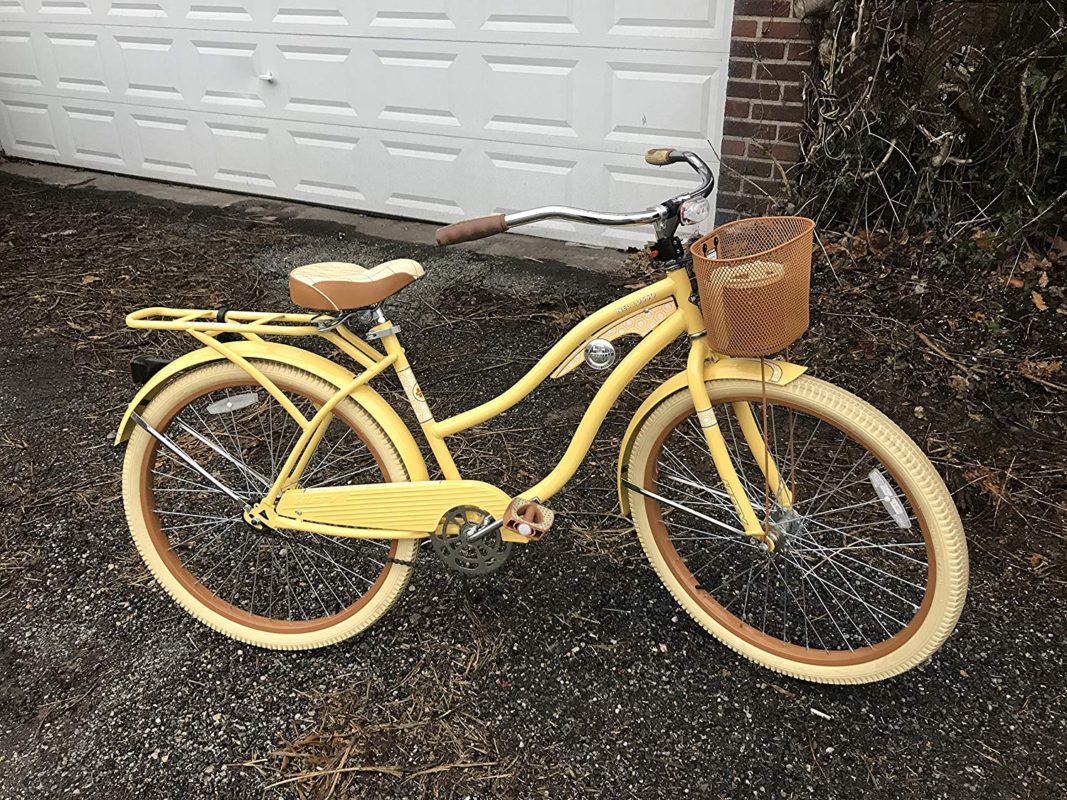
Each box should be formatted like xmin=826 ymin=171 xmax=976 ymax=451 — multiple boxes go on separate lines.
xmin=502 ymin=498 xmax=555 ymax=541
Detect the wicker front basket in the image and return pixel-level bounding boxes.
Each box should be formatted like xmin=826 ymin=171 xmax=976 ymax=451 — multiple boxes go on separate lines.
xmin=690 ymin=216 xmax=815 ymax=357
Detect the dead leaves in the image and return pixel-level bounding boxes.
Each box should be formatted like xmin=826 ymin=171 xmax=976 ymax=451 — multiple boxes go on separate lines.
xmin=1019 ymin=359 xmax=1062 ymax=379
xmin=1018 ymin=359 xmax=1067 ymax=392
xmin=949 ymin=374 xmax=971 ymax=393
xmin=1050 ymin=235 xmax=1067 ymax=261
xmin=1002 ymin=241 xmax=1063 ymax=314
xmin=821 ymin=228 xmax=911 ymax=267
xmin=963 ymin=465 xmax=1009 ymax=505
xmin=545 ymin=307 xmax=586 ymax=328
xmin=1024 ymin=552 xmax=1054 ymax=577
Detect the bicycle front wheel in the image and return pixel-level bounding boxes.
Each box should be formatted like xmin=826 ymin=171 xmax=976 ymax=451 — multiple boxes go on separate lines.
xmin=624 ymin=376 xmax=968 ymax=684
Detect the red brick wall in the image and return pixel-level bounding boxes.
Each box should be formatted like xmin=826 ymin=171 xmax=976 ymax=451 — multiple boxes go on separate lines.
xmin=718 ymin=0 xmax=816 ymax=221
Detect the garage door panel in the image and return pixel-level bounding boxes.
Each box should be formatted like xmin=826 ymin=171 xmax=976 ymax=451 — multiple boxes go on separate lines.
xmin=376 ymin=138 xmax=465 ymax=217
xmin=191 ymin=38 xmax=265 ymax=109
xmin=3 ymin=1 xmax=731 ymax=51
xmin=43 ymin=0 xmax=93 ymax=14
xmin=114 ymin=33 xmax=182 ymax=100
xmin=108 ymin=2 xmax=169 ymax=20
xmin=205 ymin=120 xmax=275 ymax=187
xmin=0 ymin=96 xmax=59 ymax=158
xmin=61 ymin=102 xmax=122 ymax=163
xmin=0 ymin=29 xmax=43 ymax=88
xmin=130 ymin=110 xmax=196 ymax=176
xmin=289 ymin=129 xmax=363 ymax=202
xmin=482 ymin=54 xmax=578 ymax=140
xmin=479 ymin=0 xmax=578 ymax=37
xmin=278 ymin=43 xmax=356 ymax=118
xmin=373 ymin=47 xmax=460 ymax=131
xmin=605 ymin=60 xmax=721 ymax=149
xmin=45 ymin=29 xmax=109 ymax=93
xmin=608 ymin=0 xmax=730 ymax=40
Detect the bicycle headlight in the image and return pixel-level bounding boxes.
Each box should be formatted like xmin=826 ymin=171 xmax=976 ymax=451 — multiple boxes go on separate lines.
xmin=679 ymin=197 xmax=710 ymax=226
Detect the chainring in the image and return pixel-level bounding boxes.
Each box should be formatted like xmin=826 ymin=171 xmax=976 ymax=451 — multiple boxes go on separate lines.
xmin=430 ymin=505 xmax=512 ymax=576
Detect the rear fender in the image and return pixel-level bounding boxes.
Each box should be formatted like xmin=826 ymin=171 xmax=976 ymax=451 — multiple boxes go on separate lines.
xmin=114 ymin=341 xmax=428 ymax=482
xmin=617 ymin=357 xmax=807 ymax=515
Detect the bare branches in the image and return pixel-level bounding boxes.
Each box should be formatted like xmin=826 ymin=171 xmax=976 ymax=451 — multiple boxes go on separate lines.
xmin=795 ymin=0 xmax=1066 ymax=238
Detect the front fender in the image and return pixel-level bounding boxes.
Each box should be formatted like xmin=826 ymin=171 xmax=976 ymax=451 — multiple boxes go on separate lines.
xmin=617 ymin=357 xmax=806 ymax=515
xmin=114 ymin=341 xmax=428 ymax=481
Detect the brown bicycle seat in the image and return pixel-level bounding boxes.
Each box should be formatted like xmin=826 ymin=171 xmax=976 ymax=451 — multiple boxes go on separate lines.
xmin=288 ymin=259 xmax=424 ymax=311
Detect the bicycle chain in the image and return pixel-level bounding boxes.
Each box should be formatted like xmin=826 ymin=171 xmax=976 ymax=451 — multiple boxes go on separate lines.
xmin=386 ymin=541 xmax=439 ymax=570
xmin=385 ymin=555 xmax=424 ymax=569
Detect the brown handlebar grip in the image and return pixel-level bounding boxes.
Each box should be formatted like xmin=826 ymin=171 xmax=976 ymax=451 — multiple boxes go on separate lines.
xmin=645 ymin=147 xmax=675 ymax=166
xmin=435 ymin=214 xmax=507 ymax=246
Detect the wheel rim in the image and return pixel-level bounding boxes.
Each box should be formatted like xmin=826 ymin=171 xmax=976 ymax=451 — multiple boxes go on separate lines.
xmin=138 ymin=373 xmax=403 ymax=635
xmin=641 ymin=390 xmax=936 ymax=666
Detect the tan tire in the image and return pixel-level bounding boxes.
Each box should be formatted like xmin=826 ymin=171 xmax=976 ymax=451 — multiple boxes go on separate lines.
xmin=122 ymin=360 xmax=418 ymax=650
xmin=624 ymin=376 xmax=968 ymax=684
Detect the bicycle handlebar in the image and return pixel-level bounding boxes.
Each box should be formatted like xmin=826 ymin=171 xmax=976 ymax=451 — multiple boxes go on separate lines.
xmin=434 ymin=148 xmax=715 ymax=247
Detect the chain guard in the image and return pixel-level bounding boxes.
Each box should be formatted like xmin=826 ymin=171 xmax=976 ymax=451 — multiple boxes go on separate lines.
xmin=430 ymin=506 xmax=512 ymax=576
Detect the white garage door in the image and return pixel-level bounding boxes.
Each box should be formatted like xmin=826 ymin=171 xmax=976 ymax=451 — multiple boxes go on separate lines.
xmin=0 ymin=1 xmax=731 ymax=247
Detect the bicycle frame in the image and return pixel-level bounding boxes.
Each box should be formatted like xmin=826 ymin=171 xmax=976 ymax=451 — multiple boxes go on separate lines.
xmin=122 ymin=265 xmax=789 ymax=544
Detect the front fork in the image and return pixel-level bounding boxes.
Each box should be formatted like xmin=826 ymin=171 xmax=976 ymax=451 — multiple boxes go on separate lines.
xmin=684 ymin=323 xmax=793 ymax=552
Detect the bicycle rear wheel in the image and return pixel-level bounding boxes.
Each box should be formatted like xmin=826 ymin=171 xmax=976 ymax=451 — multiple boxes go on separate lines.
xmin=624 ymin=376 xmax=968 ymax=683
xmin=122 ymin=360 xmax=417 ymax=650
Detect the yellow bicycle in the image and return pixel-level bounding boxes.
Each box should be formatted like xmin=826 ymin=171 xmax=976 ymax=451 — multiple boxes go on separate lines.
xmin=117 ymin=149 xmax=967 ymax=684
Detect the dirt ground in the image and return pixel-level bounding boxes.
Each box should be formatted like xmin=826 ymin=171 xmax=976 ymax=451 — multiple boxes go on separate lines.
xmin=0 ymin=167 xmax=1064 ymax=800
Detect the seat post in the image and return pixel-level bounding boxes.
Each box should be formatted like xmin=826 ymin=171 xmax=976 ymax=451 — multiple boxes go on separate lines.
xmin=370 ymin=320 xmax=462 ymax=481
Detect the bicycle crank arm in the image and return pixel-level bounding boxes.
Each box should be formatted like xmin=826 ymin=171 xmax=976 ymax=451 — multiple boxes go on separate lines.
xmin=131 ymin=412 xmax=250 ymax=511
xmin=464 ymin=517 xmax=503 ymax=543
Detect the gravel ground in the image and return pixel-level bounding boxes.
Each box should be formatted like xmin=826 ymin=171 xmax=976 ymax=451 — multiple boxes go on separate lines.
xmin=0 ymin=169 xmax=1064 ymax=799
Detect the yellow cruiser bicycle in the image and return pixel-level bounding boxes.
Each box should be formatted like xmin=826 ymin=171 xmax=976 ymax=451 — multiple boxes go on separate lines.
xmin=117 ymin=149 xmax=967 ymax=684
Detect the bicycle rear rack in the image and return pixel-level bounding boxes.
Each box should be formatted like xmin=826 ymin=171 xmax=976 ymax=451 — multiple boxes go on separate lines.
xmin=128 ymin=306 xmax=326 ymax=336
xmin=126 ymin=306 xmax=384 ymax=367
